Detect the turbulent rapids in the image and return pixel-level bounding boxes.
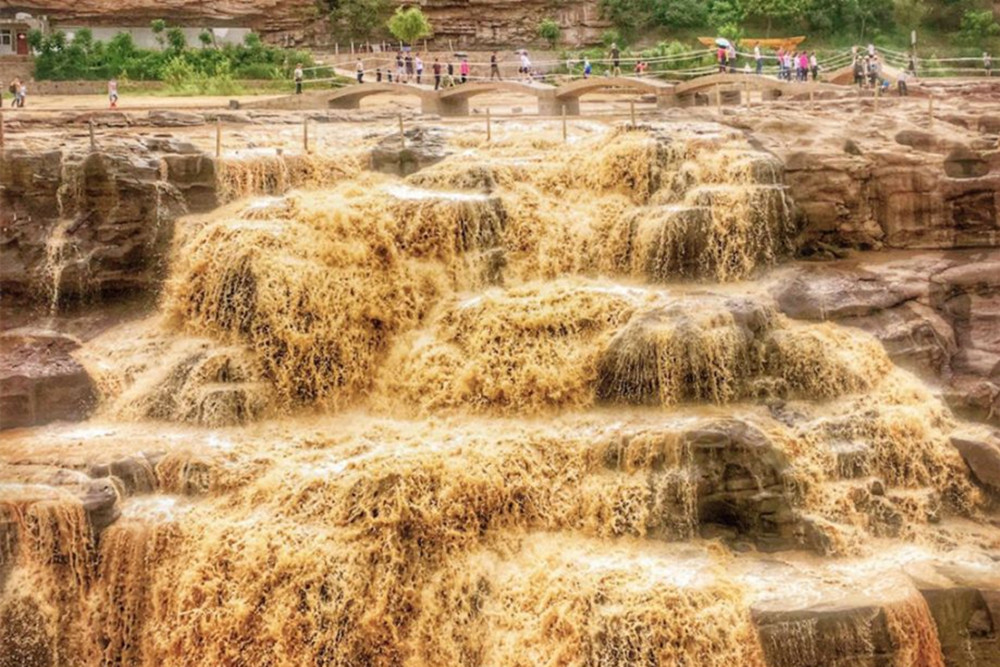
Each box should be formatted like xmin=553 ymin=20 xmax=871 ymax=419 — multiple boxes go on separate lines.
xmin=2 ymin=123 xmax=999 ymax=667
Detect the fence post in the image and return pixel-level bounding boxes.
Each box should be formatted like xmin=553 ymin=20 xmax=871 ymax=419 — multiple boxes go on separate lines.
xmin=399 ymin=114 xmax=405 ymax=146
xmin=744 ymin=80 xmax=750 ymax=107
xmin=928 ymin=95 xmax=934 ymax=127
xmin=630 ymin=100 xmax=636 ymax=128
xmin=715 ymin=83 xmax=721 ymax=112
xmin=562 ymin=106 xmax=567 ymax=141
xmin=486 ymin=107 xmax=491 ymax=142
xmin=216 ymin=118 xmax=222 ymax=158
xmin=0 ymin=112 xmax=4 ymax=151
xmin=89 ymin=120 xmax=96 ymax=151
xmin=874 ymin=82 xmax=880 ymax=111
xmin=303 ymin=117 xmax=309 ymax=153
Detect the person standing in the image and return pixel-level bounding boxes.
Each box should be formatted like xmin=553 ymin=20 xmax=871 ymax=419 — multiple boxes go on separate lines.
xmin=610 ymin=43 xmax=621 ymax=76
xmin=459 ymin=57 xmax=470 ymax=83
xmin=583 ymin=57 xmax=592 ymax=78
xmin=907 ymin=53 xmax=917 ymax=75
xmin=727 ymin=44 xmax=737 ymax=73
xmin=984 ymin=52 xmax=993 ymax=77
xmin=754 ymin=42 xmax=762 ymax=75
xmin=415 ymin=54 xmax=424 ymax=84
xmin=108 ymin=78 xmax=119 ymax=108
xmin=519 ymin=51 xmax=531 ymax=81
xmin=897 ymin=69 xmax=909 ymax=96
xmin=445 ymin=61 xmax=455 ymax=87
xmin=718 ymin=45 xmax=727 ymax=73
xmin=776 ymin=47 xmax=785 ymax=79
xmin=404 ymin=53 xmax=413 ymax=82
xmin=356 ymin=58 xmax=364 ymax=83
xmin=395 ymin=52 xmax=405 ymax=83
xmin=376 ymin=67 xmax=382 ymax=82
xmin=809 ymin=52 xmax=818 ymax=81
xmin=490 ymin=52 xmax=502 ymax=80
xmin=432 ymin=59 xmax=442 ymax=90
xmin=853 ymin=55 xmax=864 ymax=87
xmin=294 ymin=63 xmax=303 ymax=94
xmin=799 ymin=51 xmax=809 ymax=81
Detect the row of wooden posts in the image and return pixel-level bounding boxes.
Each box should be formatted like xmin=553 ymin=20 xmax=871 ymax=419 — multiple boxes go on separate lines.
xmin=0 ymin=96 xmax=937 ymax=154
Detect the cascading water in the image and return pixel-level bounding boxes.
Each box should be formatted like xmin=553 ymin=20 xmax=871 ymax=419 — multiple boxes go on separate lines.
xmin=1 ymin=123 xmax=998 ymax=667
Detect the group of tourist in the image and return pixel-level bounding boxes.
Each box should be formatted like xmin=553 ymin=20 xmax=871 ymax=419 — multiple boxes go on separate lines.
xmin=347 ymin=50 xmax=541 ymax=89
xmin=4 ymin=78 xmax=27 ymax=108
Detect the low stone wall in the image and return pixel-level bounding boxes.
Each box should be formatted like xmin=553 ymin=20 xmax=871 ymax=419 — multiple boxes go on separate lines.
xmin=13 ymin=79 xmax=282 ymax=95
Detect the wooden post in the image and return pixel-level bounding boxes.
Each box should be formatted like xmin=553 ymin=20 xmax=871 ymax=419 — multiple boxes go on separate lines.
xmin=0 ymin=112 xmax=4 ymax=151
xmin=715 ymin=83 xmax=721 ymax=112
xmin=562 ymin=106 xmax=567 ymax=141
xmin=303 ymin=117 xmax=309 ymax=153
xmin=335 ymin=43 xmax=339 ymax=56
xmin=744 ymin=81 xmax=750 ymax=107
xmin=423 ymin=39 xmax=427 ymax=53
xmin=89 ymin=120 xmax=96 ymax=151
xmin=928 ymin=96 xmax=934 ymax=127
xmin=215 ymin=119 xmax=222 ymax=158
xmin=398 ymin=114 xmax=405 ymax=146
xmin=351 ymin=41 xmax=355 ymax=54
xmin=809 ymin=89 xmax=814 ymax=104
xmin=630 ymin=100 xmax=636 ymax=128
xmin=486 ymin=107 xmax=491 ymax=142
xmin=874 ymin=83 xmax=880 ymax=111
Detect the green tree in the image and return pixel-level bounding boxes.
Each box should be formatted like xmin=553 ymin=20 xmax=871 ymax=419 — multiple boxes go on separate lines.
xmin=892 ymin=0 xmax=929 ymax=31
xmin=538 ymin=18 xmax=561 ymax=47
xmin=330 ymin=0 xmax=393 ymax=41
xmin=958 ymin=9 xmax=1000 ymax=44
xmin=598 ymin=0 xmax=653 ymax=41
xmin=198 ymin=30 xmax=215 ymax=48
xmin=651 ymin=0 xmax=708 ymax=28
xmin=387 ymin=6 xmax=432 ymax=45
xmin=743 ymin=0 xmax=804 ymax=36
xmin=707 ymin=0 xmax=745 ymax=30
xmin=165 ymin=27 xmax=187 ymax=53
xmin=150 ymin=19 xmax=166 ymax=49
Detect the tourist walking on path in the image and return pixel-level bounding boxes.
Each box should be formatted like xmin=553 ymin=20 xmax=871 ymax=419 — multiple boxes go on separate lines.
xmin=610 ymin=43 xmax=621 ymax=76
xmin=490 ymin=52 xmax=502 ymax=80
xmin=799 ymin=52 xmax=809 ymax=81
xmin=754 ymin=43 xmax=762 ymax=74
xmin=395 ymin=52 xmax=404 ymax=82
xmin=727 ymin=44 xmax=737 ymax=73
xmin=718 ymin=46 xmax=727 ymax=73
xmin=294 ymin=63 xmax=303 ymax=94
xmin=404 ymin=53 xmax=413 ymax=82
xmin=415 ymin=54 xmax=423 ymax=84
xmin=984 ymin=52 xmax=993 ymax=77
xmin=460 ymin=57 xmax=470 ymax=83
xmin=583 ymin=57 xmax=592 ymax=78
xmin=376 ymin=67 xmax=382 ymax=82
xmin=356 ymin=58 xmax=364 ymax=83
xmin=519 ymin=51 xmax=531 ymax=81
xmin=9 ymin=79 xmax=25 ymax=108
xmin=897 ymin=69 xmax=909 ymax=96
xmin=445 ymin=61 xmax=455 ymax=87
xmin=907 ymin=53 xmax=917 ymax=75
xmin=432 ymin=59 xmax=442 ymax=90
xmin=809 ymin=52 xmax=818 ymax=81
xmin=853 ymin=54 xmax=865 ymax=87
xmin=108 ymin=78 xmax=119 ymax=108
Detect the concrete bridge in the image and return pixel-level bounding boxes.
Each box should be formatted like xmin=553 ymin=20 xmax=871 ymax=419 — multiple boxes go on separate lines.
xmin=238 ymin=73 xmax=847 ymax=116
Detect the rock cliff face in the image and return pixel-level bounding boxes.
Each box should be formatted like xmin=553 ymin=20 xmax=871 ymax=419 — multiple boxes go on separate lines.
xmin=10 ymin=0 xmax=608 ymax=46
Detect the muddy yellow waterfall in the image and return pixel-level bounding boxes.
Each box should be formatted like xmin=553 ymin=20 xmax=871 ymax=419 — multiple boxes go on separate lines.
xmin=1 ymin=122 xmax=998 ymax=667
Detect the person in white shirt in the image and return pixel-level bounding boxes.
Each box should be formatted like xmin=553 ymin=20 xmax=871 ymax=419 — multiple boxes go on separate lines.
xmin=809 ymin=52 xmax=818 ymax=81
xmin=754 ymin=43 xmax=762 ymax=75
xmin=520 ymin=52 xmax=531 ymax=80
xmin=415 ymin=54 xmax=424 ymax=84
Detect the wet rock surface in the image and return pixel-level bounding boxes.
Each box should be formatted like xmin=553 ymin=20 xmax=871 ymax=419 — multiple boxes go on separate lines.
xmin=0 ymin=330 xmax=96 ymax=429
xmin=370 ymin=127 xmax=451 ymax=176
xmin=0 ymin=147 xmax=187 ymax=305
xmin=769 ymin=249 xmax=1000 ymax=423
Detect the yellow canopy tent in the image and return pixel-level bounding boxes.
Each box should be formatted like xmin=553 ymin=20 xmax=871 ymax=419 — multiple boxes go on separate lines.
xmin=698 ymin=36 xmax=806 ymax=50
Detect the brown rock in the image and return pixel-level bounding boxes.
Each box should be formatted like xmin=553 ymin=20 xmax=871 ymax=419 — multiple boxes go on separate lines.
xmin=951 ymin=431 xmax=1000 ymax=493
xmin=0 ymin=330 xmax=96 ymax=430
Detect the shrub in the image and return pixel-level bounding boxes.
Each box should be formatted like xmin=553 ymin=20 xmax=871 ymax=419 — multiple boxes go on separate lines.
xmin=538 ymin=18 xmax=561 ymax=47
